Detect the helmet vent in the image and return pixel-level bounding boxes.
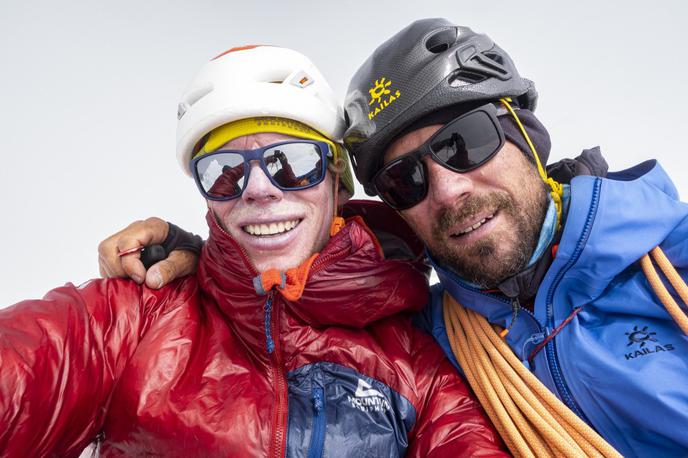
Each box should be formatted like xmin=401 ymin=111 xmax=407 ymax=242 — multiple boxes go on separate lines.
xmin=449 ymin=70 xmax=488 ymax=86
xmin=185 ymin=83 xmax=214 ymax=107
xmin=425 ymin=28 xmax=457 ymax=54
xmin=483 ymin=52 xmax=504 ymax=65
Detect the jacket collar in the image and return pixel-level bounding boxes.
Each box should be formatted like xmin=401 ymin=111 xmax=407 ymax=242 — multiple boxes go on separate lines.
xmin=196 ymin=203 xmax=430 ymax=358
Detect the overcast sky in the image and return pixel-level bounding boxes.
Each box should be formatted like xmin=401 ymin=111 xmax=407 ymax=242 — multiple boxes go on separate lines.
xmin=1 ymin=0 xmax=687 ymax=306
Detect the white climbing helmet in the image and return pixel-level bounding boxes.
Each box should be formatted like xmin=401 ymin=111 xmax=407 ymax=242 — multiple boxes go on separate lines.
xmin=176 ymin=45 xmax=344 ymax=176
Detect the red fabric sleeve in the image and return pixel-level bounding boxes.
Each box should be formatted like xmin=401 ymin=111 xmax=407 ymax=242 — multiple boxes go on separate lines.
xmin=407 ymin=337 xmax=508 ymax=457
xmin=0 ymin=278 xmax=189 ymax=457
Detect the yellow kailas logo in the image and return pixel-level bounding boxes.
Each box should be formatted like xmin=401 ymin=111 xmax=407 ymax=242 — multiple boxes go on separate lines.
xmin=367 ymin=77 xmax=401 ymax=120
xmin=369 ymin=78 xmax=392 ymax=105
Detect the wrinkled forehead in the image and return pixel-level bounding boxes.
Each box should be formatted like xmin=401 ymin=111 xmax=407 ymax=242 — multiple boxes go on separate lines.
xmin=220 ymin=132 xmax=301 ymax=150
xmin=382 ymin=124 xmax=443 ymax=164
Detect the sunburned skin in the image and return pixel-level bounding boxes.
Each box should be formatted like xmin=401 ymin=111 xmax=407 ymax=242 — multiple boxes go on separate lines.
xmin=208 ymin=132 xmax=334 ymax=273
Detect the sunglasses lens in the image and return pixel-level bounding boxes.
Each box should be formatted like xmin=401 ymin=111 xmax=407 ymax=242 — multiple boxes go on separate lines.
xmin=195 ymin=152 xmax=246 ymax=199
xmin=430 ymin=110 xmax=502 ymax=171
xmin=375 ymin=155 xmax=427 ymax=210
xmin=262 ymin=142 xmax=324 ymax=189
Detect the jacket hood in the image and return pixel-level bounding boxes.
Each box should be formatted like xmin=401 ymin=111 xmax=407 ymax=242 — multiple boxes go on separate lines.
xmin=540 ymin=159 xmax=688 ymax=323
xmin=197 ymin=201 xmax=430 ymax=355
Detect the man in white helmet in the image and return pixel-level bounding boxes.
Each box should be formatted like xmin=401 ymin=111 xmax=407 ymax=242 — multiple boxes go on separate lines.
xmin=0 ymin=45 xmax=507 ymax=456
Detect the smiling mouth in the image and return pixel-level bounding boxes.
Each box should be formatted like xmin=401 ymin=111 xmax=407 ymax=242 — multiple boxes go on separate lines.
xmin=452 ymin=213 xmax=495 ymax=237
xmin=242 ymin=219 xmax=302 ymax=236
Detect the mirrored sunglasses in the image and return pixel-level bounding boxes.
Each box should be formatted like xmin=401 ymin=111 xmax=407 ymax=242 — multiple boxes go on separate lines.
xmin=191 ymin=140 xmax=331 ymax=201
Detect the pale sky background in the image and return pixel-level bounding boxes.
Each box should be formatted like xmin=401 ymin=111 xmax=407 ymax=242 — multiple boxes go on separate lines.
xmin=1 ymin=0 xmax=687 ymax=307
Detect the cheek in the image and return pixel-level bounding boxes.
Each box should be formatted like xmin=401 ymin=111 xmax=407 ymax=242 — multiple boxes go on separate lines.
xmin=207 ymin=200 xmax=238 ymax=229
xmin=303 ymin=178 xmax=334 ymax=249
xmin=316 ymin=188 xmax=334 ymax=230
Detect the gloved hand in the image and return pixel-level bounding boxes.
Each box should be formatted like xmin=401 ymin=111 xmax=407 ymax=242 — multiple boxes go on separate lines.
xmin=98 ymin=217 xmax=202 ymax=289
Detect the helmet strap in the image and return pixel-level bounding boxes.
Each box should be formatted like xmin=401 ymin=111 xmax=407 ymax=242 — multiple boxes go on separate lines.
xmin=329 ymin=169 xmax=345 ymax=236
xmin=499 ymin=98 xmax=563 ymax=229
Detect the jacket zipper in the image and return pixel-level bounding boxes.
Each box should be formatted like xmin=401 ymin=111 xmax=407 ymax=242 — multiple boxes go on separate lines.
xmin=264 ymin=294 xmax=276 ymax=354
xmin=209 ymin=214 xmax=259 ymax=276
xmin=306 ymin=386 xmax=326 ymax=458
xmin=211 ymin=216 xmax=294 ymax=455
xmin=267 ymin=292 xmax=288 ymax=458
xmin=459 ymin=283 xmax=542 ymax=333
xmin=309 ymin=246 xmax=348 ymax=274
xmin=261 ymin=224 xmax=349 ymax=457
xmin=266 ymin=245 xmax=345 ymax=457
xmin=542 ymin=178 xmax=601 ymax=422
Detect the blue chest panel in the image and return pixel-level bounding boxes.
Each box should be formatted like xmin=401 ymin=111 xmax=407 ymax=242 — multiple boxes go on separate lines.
xmin=285 ymin=362 xmax=416 ymax=458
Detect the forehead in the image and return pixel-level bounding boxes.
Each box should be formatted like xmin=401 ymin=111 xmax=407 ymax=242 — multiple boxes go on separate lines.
xmin=221 ymin=132 xmax=299 ymax=150
xmin=383 ymin=124 xmax=443 ymax=164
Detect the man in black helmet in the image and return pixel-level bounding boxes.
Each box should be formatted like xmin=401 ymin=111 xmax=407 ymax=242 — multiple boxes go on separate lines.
xmin=341 ymin=18 xmax=688 ymax=457
xmin=98 ymin=19 xmax=688 ymax=457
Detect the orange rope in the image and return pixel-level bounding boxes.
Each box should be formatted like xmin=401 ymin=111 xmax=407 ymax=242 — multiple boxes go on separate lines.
xmin=443 ymin=294 xmax=620 ymax=458
xmin=640 ymin=247 xmax=688 ymax=334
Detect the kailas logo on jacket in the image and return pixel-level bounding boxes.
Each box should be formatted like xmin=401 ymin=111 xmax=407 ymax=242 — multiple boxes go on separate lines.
xmin=348 ymin=378 xmax=391 ymax=412
xmin=624 ymin=325 xmax=676 ymax=360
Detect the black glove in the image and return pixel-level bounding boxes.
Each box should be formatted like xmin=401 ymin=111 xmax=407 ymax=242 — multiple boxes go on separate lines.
xmin=140 ymin=223 xmax=204 ymax=269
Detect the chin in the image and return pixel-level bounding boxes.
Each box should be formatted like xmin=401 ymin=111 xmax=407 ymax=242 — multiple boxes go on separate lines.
xmin=252 ymin=254 xmax=307 ymax=273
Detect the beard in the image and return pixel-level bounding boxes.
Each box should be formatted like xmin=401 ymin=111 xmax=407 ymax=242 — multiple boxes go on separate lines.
xmin=430 ymin=182 xmax=548 ymax=289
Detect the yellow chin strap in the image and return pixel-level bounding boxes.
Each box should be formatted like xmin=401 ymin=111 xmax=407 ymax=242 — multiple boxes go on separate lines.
xmin=499 ymin=98 xmax=563 ymax=230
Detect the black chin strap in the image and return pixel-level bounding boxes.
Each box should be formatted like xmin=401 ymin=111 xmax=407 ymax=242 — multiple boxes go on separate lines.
xmin=495 ymin=235 xmax=559 ymax=306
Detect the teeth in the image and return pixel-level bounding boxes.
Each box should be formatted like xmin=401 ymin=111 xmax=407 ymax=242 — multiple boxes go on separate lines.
xmin=457 ymin=215 xmax=493 ymax=235
xmin=243 ymin=219 xmax=300 ymax=236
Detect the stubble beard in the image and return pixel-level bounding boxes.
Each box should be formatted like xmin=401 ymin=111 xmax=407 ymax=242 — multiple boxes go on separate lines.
xmin=430 ymin=182 xmax=549 ymax=289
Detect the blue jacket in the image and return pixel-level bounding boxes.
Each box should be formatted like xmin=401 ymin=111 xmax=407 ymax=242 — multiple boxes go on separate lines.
xmin=418 ymin=160 xmax=688 ymax=457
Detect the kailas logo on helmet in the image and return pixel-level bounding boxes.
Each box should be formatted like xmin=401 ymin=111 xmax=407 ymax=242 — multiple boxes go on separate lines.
xmin=367 ymin=77 xmax=401 ymax=120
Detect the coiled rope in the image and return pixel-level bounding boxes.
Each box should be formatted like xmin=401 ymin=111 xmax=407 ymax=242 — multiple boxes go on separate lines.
xmin=443 ymin=245 xmax=688 ymax=457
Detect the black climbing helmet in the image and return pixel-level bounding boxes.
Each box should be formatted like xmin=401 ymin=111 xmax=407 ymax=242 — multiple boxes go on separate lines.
xmin=344 ymin=18 xmax=538 ymax=195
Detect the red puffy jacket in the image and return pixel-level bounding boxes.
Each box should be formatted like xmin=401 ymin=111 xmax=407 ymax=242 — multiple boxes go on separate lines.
xmin=0 ymin=202 xmax=505 ymax=457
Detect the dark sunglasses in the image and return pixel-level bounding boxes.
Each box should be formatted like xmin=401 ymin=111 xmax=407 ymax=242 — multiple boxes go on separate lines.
xmin=191 ymin=140 xmax=331 ymax=201
xmin=372 ymin=104 xmax=505 ymax=210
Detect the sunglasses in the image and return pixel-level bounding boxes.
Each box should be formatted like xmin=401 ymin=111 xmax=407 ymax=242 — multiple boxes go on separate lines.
xmin=191 ymin=140 xmax=331 ymax=201
xmin=372 ymin=104 xmax=505 ymax=210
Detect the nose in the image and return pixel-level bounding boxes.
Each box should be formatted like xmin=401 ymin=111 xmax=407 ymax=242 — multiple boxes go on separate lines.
xmin=424 ymin=156 xmax=474 ymax=209
xmin=241 ymin=161 xmax=283 ymax=203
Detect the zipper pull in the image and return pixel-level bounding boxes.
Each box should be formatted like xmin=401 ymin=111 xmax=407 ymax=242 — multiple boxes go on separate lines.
xmin=499 ymin=297 xmax=521 ymax=338
xmin=312 ymin=387 xmax=324 ymax=413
